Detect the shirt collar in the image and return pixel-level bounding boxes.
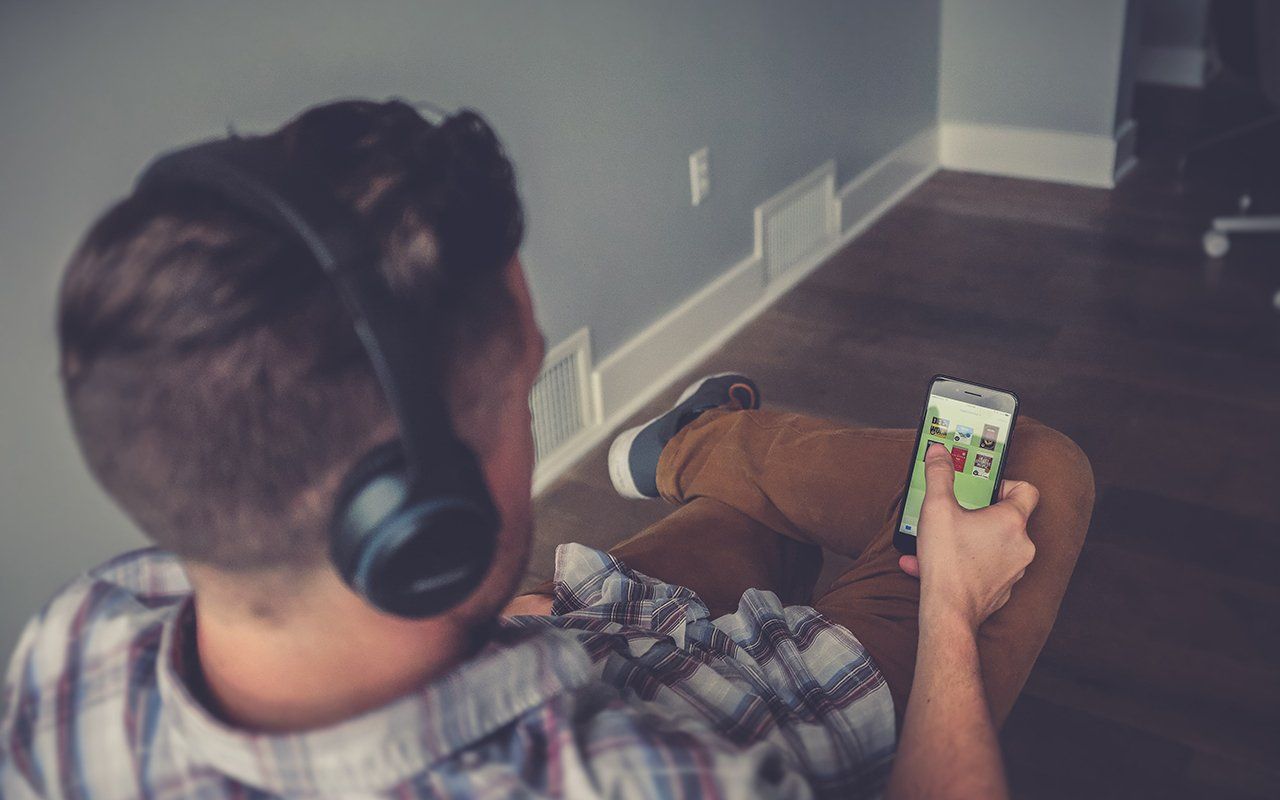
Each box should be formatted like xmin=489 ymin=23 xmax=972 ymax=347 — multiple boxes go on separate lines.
xmin=156 ymin=600 xmax=594 ymax=795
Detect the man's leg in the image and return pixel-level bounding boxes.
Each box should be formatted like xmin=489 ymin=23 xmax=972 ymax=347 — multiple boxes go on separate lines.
xmin=529 ymin=382 xmax=822 ymax=615
xmin=606 ymin=497 xmax=823 ymax=618
xmin=655 ymin=408 xmax=927 ymax=557
xmin=603 ymin=406 xmax=915 ymax=617
xmin=656 ymin=408 xmax=1095 ymax=726
xmin=967 ymin=420 xmax=1094 ymax=723
xmin=528 ymin=497 xmax=818 ymax=616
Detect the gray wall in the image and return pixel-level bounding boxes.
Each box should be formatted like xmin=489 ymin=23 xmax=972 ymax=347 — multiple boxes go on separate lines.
xmin=0 ymin=0 xmax=940 ymax=659
xmin=939 ymin=0 xmax=1131 ymax=136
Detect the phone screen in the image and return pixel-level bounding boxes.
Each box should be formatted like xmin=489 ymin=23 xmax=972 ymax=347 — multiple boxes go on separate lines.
xmin=898 ymin=386 xmax=1014 ymax=538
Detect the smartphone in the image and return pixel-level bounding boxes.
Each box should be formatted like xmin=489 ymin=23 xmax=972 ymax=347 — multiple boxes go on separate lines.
xmin=893 ymin=375 xmax=1019 ymax=555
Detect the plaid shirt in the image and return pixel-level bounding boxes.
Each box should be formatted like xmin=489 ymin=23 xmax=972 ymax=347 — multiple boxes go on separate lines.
xmin=1 ymin=543 xmax=895 ymax=799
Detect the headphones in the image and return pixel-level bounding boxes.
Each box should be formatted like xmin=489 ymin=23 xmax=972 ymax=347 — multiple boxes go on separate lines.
xmin=137 ymin=133 xmax=499 ymax=618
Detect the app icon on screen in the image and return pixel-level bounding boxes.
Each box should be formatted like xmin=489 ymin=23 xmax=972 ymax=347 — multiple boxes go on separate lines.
xmin=953 ymin=424 xmax=974 ymax=445
xmin=930 ymin=417 xmax=950 ymax=437
xmin=949 ymin=446 xmax=968 ymax=471
xmin=972 ymin=454 xmax=993 ymax=479
xmin=980 ymin=424 xmax=999 ymax=450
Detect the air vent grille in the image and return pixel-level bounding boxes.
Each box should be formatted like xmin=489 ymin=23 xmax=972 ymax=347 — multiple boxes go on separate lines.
xmin=529 ymin=328 xmax=596 ymax=465
xmin=758 ymin=162 xmax=836 ymax=284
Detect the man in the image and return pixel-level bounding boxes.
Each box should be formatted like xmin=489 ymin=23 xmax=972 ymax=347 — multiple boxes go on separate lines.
xmin=1 ymin=100 xmax=1093 ymax=798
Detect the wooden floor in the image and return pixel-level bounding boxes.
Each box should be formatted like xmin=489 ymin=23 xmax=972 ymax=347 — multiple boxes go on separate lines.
xmin=529 ymin=85 xmax=1280 ymax=798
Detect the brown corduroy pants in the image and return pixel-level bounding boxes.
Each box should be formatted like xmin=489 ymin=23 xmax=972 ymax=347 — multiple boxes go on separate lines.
xmin=602 ymin=408 xmax=1095 ymax=727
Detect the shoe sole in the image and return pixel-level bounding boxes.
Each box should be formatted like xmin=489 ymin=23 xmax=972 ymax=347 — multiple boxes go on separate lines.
xmin=607 ymin=423 xmax=649 ymax=499
xmin=607 ymin=372 xmax=748 ymax=500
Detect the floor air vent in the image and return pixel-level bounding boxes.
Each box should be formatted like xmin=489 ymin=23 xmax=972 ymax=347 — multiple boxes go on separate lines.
xmin=755 ymin=161 xmax=837 ymax=285
xmin=530 ymin=328 xmax=597 ymax=467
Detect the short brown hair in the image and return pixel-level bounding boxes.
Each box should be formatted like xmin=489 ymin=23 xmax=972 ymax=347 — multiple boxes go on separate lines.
xmin=58 ymin=100 xmax=524 ymax=571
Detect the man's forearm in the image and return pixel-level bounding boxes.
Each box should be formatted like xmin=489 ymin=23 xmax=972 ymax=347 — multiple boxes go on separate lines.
xmin=886 ymin=611 xmax=1008 ymax=800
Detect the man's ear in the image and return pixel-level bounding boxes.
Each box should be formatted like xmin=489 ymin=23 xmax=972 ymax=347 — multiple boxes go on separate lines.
xmin=504 ymin=256 xmax=544 ymax=369
xmin=446 ymin=256 xmax=540 ymax=459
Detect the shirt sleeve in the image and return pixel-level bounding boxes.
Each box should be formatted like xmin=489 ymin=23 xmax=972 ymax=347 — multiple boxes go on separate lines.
xmin=571 ymin=711 xmax=816 ymax=800
xmin=1 ymin=617 xmax=46 ymax=800
xmin=1 ymin=761 xmax=45 ymax=800
xmin=543 ymin=543 xmax=897 ymax=798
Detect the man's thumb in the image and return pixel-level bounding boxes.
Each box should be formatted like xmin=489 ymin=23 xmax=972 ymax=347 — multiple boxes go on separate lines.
xmin=923 ymin=442 xmax=958 ymax=502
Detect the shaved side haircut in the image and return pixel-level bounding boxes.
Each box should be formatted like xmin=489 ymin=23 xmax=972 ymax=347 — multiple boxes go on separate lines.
xmin=58 ymin=100 xmax=525 ymax=571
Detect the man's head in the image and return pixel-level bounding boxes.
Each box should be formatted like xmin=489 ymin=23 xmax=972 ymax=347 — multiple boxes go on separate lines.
xmin=58 ymin=99 xmax=544 ymax=623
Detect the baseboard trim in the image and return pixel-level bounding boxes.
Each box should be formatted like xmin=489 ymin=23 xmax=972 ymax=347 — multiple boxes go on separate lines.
xmin=837 ymin=127 xmax=937 ymax=236
xmin=532 ymin=126 xmax=939 ymax=494
xmin=940 ymin=121 xmax=1128 ymax=189
xmin=1137 ymin=45 xmax=1208 ymax=89
xmin=1112 ymin=118 xmax=1139 ymax=185
xmin=593 ymin=251 xmax=765 ymax=434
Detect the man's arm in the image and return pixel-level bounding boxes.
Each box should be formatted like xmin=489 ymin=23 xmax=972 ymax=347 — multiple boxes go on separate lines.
xmin=887 ymin=610 xmax=1007 ymax=798
xmin=887 ymin=443 xmax=1040 ymax=799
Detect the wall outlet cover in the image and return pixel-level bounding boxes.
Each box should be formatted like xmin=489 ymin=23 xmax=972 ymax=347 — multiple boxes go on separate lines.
xmin=689 ymin=147 xmax=710 ymax=206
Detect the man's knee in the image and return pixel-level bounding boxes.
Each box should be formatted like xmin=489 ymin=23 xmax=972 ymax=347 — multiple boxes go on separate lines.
xmin=1010 ymin=420 xmax=1095 ymax=541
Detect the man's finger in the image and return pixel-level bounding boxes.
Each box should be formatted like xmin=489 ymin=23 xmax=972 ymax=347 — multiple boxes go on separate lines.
xmin=898 ymin=554 xmax=920 ymax=578
xmin=996 ymin=479 xmax=1040 ymax=520
xmin=998 ymin=478 xmax=1034 ymax=501
xmin=922 ymin=442 xmax=958 ymax=506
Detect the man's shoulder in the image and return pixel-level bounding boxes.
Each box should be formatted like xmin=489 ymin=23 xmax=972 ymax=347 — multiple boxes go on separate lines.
xmin=85 ymin=546 xmax=191 ymax=598
xmin=7 ymin=547 xmax=189 ymax=684
xmin=2 ymin=548 xmax=189 ymax=796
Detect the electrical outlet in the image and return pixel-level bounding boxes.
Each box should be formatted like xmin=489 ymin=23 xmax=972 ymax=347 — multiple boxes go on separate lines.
xmin=689 ymin=147 xmax=710 ymax=206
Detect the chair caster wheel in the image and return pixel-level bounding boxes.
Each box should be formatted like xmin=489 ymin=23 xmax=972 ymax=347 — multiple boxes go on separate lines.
xmin=1203 ymin=230 xmax=1230 ymax=258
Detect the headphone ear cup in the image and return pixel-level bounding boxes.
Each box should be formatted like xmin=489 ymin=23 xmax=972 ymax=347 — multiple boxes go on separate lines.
xmin=333 ymin=440 xmax=406 ymax=514
xmin=329 ymin=438 xmax=499 ymax=618
xmin=329 ymin=440 xmax=412 ymax=596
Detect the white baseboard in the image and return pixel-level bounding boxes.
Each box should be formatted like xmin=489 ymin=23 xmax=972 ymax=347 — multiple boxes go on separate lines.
xmin=940 ymin=121 xmax=1129 ymax=189
xmin=1137 ymin=45 xmax=1209 ymax=89
xmin=1112 ymin=118 xmax=1139 ymax=185
xmin=837 ymin=127 xmax=938 ymax=233
xmin=531 ymin=126 xmax=939 ymax=494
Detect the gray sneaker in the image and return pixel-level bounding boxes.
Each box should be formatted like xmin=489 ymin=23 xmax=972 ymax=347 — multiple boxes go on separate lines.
xmin=607 ymin=372 xmax=760 ymax=499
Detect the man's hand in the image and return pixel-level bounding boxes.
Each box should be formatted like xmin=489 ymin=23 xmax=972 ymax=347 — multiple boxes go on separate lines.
xmin=501 ymin=593 xmax=553 ymax=617
xmin=886 ymin=441 xmax=1040 ymax=800
xmin=899 ymin=442 xmax=1039 ymax=632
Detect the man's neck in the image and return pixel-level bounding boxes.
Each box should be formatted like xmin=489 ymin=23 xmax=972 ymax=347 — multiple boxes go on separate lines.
xmin=187 ymin=566 xmax=477 ymax=732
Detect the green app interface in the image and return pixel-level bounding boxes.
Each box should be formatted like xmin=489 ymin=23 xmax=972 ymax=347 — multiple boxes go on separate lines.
xmin=898 ymin=394 xmax=1012 ymax=537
